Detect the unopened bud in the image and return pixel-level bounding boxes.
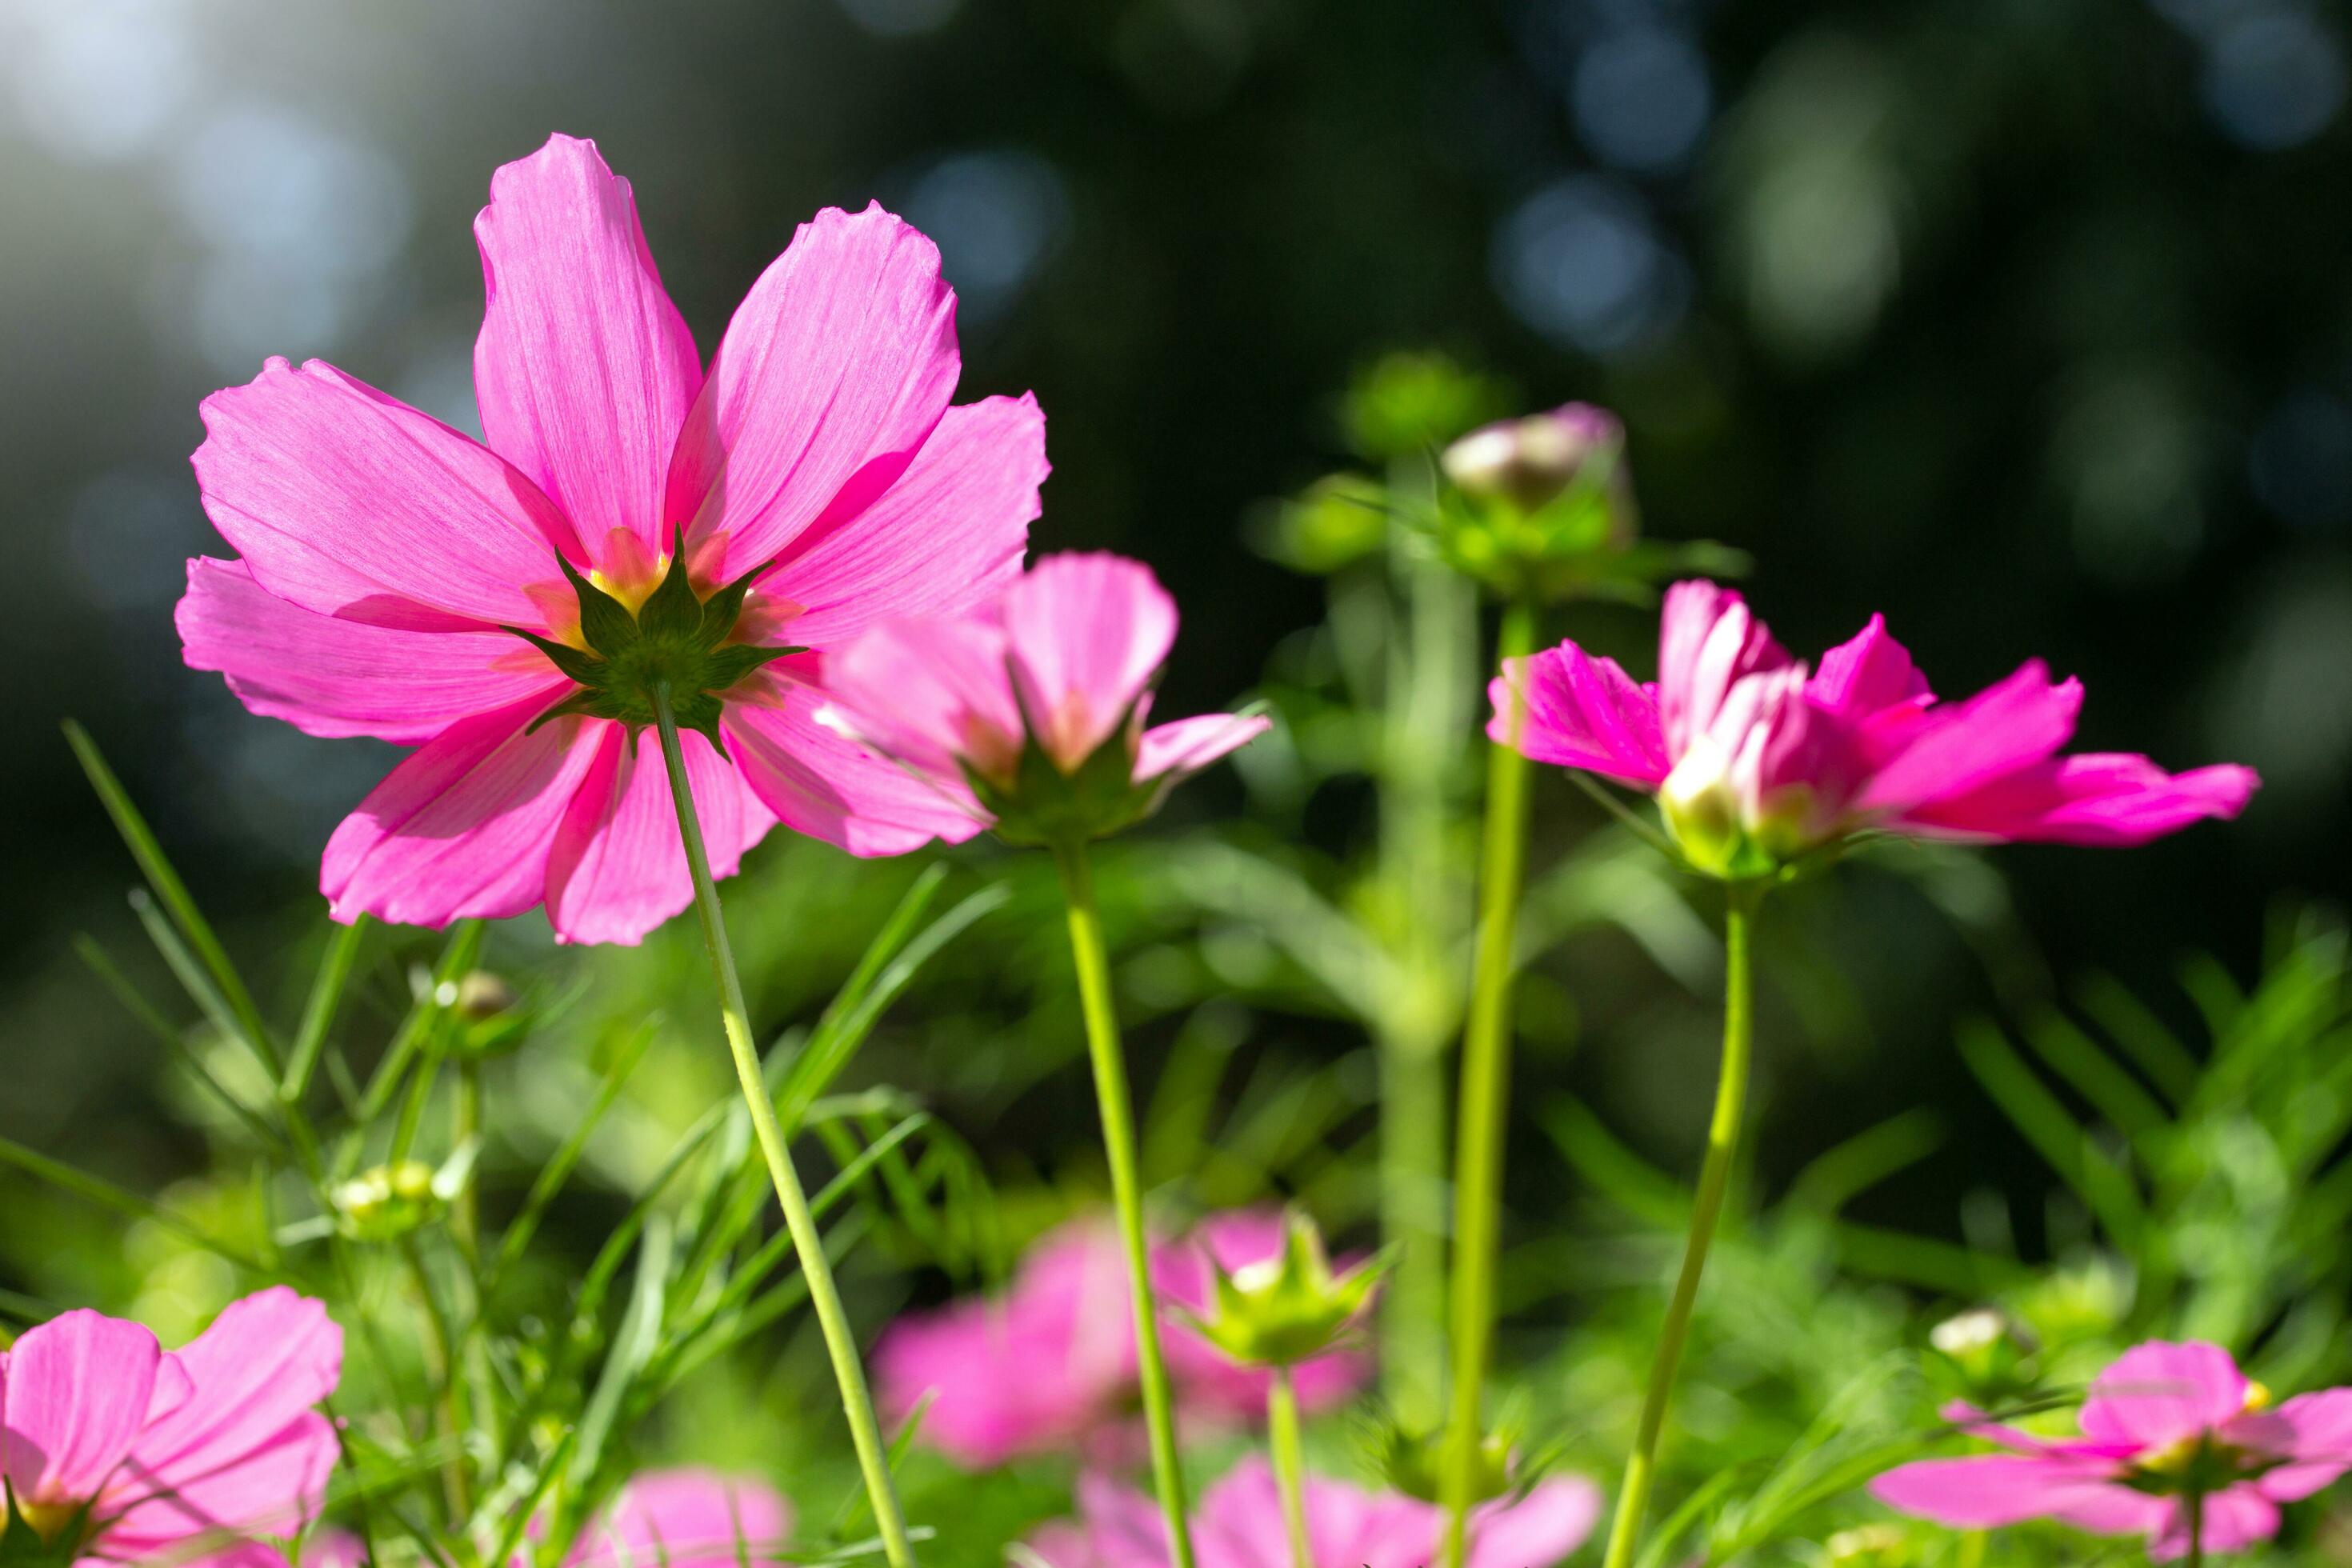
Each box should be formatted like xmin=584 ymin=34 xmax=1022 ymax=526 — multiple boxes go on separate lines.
xmin=1925 ymin=1306 xmax=2041 ymax=1405
xmin=1371 ymin=1418 xmax=1517 ymax=1506
xmin=453 ymin=970 xmax=517 ymax=1021
xmin=1181 ymin=1211 xmax=1389 ymax=1368
xmin=332 ymin=1160 xmax=442 ymax=1242
xmin=1442 ymin=404 xmax=1631 ymax=524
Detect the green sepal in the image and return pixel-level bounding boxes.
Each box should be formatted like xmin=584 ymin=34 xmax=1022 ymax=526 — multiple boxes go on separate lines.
xmin=502 ymin=626 xmax=604 ymax=687
xmin=698 ymin=554 xmax=779 ymax=646
xmin=965 ymin=696 xmax=1168 ymax=849
xmin=702 ymin=642 xmax=801 ymax=691
xmin=636 ymin=526 xmax=707 ymax=642
xmin=554 ymin=550 xmax=641 ymax=658
xmin=523 ymin=687 xmax=609 ymax=734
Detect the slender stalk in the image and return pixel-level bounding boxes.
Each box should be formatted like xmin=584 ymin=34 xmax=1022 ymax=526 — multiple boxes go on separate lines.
xmin=1375 ymin=532 xmax=1474 ymax=1427
xmin=2185 ymin=1486 xmax=2206 ymax=1568
xmin=452 ymin=1061 xmax=482 ymax=1258
xmin=1598 ymin=882 xmax=1760 ymax=1568
xmin=1266 ymin=1366 xmax=1315 ymax=1568
xmin=400 ymin=1236 xmax=470 ymax=1522
xmin=1050 ymin=838 xmax=1198 ymax=1568
xmin=1440 ymin=597 xmax=1538 ymax=1568
xmin=650 ymin=685 xmax=918 ymax=1568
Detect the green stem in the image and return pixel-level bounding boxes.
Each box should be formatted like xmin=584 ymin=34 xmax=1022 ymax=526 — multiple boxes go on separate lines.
xmin=1376 ymin=530 xmax=1474 ymax=1428
xmin=650 ymin=686 xmax=918 ymax=1568
xmin=1051 ymin=839 xmax=1198 ymax=1568
xmin=400 ymin=1236 xmax=470 ymax=1523
xmin=1598 ymin=882 xmax=1759 ymax=1568
xmin=1440 ymin=597 xmax=1538 ymax=1568
xmin=2185 ymin=1486 xmax=2205 ymax=1568
xmin=1267 ymin=1365 xmax=1314 ymax=1568
xmin=453 ymin=1061 xmax=481 ymax=1258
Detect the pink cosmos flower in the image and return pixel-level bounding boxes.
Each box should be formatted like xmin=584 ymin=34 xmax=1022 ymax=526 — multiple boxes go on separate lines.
xmin=874 ymin=1210 xmax=1367 ymax=1469
xmin=0 ymin=1287 xmax=342 ymax=1566
xmin=1493 ymin=580 xmax=2257 ymax=877
xmin=1871 ymin=1342 xmax=2352 ymax=1559
xmin=1024 ymin=1455 xmax=1602 ymax=1568
xmin=819 ymin=554 xmax=1269 ymax=844
xmin=178 ymin=134 xmax=1046 ymax=944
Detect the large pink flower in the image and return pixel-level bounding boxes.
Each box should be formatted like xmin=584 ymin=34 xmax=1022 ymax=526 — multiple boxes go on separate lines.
xmin=0 ymin=1288 xmax=342 ymax=1566
xmin=1493 ymin=580 xmax=2256 ymax=877
xmin=178 ymin=134 xmax=1046 ymax=944
xmin=1025 ymin=1456 xmax=1602 ymax=1568
xmin=820 ymin=554 xmax=1268 ymax=843
xmin=874 ymin=1210 xmax=1366 ymax=1469
xmin=1872 ymin=1342 xmax=2352 ymax=1559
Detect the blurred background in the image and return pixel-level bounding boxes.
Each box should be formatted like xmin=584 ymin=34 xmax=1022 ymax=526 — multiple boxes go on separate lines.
xmin=4 ymin=0 xmax=2350 ymax=1470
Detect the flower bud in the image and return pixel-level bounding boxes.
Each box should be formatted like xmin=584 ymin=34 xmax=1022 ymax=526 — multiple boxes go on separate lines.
xmin=1442 ymin=404 xmax=1634 ymax=528
xmin=1179 ymin=1210 xmax=1388 ymax=1369
xmin=452 ymin=970 xmax=517 ymax=1021
xmin=1924 ymin=1306 xmax=2042 ymax=1406
xmin=331 ymin=1160 xmax=443 ymax=1242
xmin=1370 ymin=1416 xmax=1518 ymax=1506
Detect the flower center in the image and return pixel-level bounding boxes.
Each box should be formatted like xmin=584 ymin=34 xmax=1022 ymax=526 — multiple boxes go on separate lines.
xmin=503 ymin=526 xmax=801 ymax=753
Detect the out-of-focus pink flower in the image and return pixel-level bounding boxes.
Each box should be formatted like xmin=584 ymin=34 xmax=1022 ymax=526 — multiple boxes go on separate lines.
xmin=820 ymin=554 xmax=1269 ymax=845
xmin=1493 ymin=580 xmax=2257 ymax=877
xmin=1025 ymin=1455 xmax=1602 ymax=1568
xmin=0 ymin=1288 xmax=342 ymax=1566
xmin=179 ymin=133 xmax=1046 ymax=945
xmin=567 ymin=1468 xmax=794 ymax=1568
xmin=874 ymin=1210 xmax=1367 ymax=1469
xmin=1872 ymin=1341 xmax=2352 ymax=1559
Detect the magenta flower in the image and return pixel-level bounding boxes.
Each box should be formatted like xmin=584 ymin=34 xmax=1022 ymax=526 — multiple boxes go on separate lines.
xmin=1872 ymin=1342 xmax=2352 ymax=1558
xmin=874 ymin=1210 xmax=1367 ymax=1468
xmin=0 ymin=1288 xmax=342 ymax=1565
xmin=178 ymin=134 xmax=1046 ymax=944
xmin=1025 ymin=1456 xmax=1602 ymax=1568
xmin=819 ymin=553 xmax=1269 ymax=846
xmin=1493 ymin=579 xmax=2257 ymax=878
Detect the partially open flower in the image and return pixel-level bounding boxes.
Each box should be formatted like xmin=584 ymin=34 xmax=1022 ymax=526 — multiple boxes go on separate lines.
xmin=1494 ymin=580 xmax=2258 ymax=879
xmin=821 ymin=554 xmax=1269 ymax=847
xmin=1178 ymin=1210 xmax=1388 ymax=1369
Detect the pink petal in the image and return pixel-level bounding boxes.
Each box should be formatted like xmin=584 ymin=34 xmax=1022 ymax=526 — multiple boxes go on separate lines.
xmin=569 ymin=1468 xmax=793 ymax=1568
xmin=1855 ymin=661 xmax=2082 ymax=817
xmin=1894 ymin=754 xmax=2259 ymax=846
xmin=2078 ymin=1342 xmax=2250 ymax=1451
xmin=192 ymin=357 xmax=578 ymax=629
xmin=1656 ymin=581 xmax=1790 ymax=758
xmin=114 ymin=1289 xmax=342 ymax=1529
xmin=1002 ymin=554 xmax=1178 ymax=771
xmin=818 ymin=617 xmax=1021 ymax=789
xmin=725 ymin=680 xmax=986 ymax=857
xmin=666 ymin=204 xmax=959 ymax=574
xmin=2149 ymin=1486 xmax=2282 ymax=1560
xmin=764 ymin=394 xmax=1047 ymax=650
xmin=1135 ymin=714 xmax=1270 ymax=783
xmin=1464 ymin=1477 xmax=1606 ymax=1568
xmin=2 ymin=1310 xmax=162 ymax=1509
xmin=1807 ymin=613 xmax=1931 ymax=719
xmin=102 ymin=1411 xmax=338 ymax=1554
xmin=473 ymin=134 xmax=702 ymax=562
xmin=2250 ymin=1388 xmax=2352 ymax=1500
xmin=543 ymin=723 xmax=773 ymax=946
xmin=178 ymin=558 xmax=556 ymax=744
xmin=1869 ymin=1455 xmax=2144 ymax=1528
xmin=1491 ymin=645 xmax=1670 ymax=787
xmin=322 ymin=695 xmax=602 ymax=929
